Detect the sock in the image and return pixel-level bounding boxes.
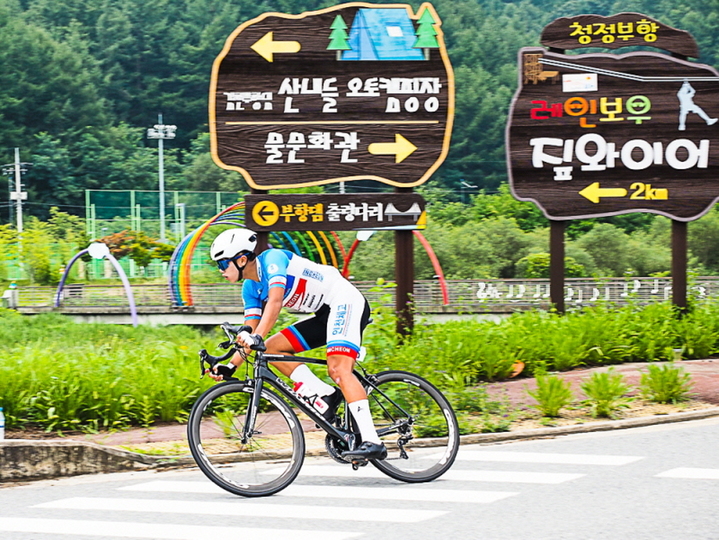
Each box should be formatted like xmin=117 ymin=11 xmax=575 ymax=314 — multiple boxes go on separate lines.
xmin=348 ymin=399 xmax=381 ymax=444
xmin=289 ymin=364 xmax=335 ymax=397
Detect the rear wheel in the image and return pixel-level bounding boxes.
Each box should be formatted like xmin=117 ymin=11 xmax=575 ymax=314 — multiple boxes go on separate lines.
xmin=187 ymin=381 xmax=305 ymax=497
xmin=365 ymin=370 xmax=459 ymax=482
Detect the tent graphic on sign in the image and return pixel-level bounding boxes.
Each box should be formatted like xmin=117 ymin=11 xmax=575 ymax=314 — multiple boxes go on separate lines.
xmin=329 ymin=8 xmax=439 ymax=61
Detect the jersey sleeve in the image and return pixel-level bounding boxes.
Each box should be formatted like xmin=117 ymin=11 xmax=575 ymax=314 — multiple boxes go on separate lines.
xmin=242 ymin=280 xmax=263 ymax=321
xmin=263 ymin=249 xmax=290 ymax=290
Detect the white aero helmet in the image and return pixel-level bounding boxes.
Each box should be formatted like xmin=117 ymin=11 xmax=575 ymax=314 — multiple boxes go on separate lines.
xmin=210 ymin=228 xmax=258 ymax=261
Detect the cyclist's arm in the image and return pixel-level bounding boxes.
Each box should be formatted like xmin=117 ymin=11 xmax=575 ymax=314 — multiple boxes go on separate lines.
xmin=252 ymin=286 xmax=284 ymax=339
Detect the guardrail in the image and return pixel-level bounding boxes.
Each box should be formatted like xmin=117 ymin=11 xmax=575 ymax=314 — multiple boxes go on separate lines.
xmin=11 ymin=277 xmax=719 ymax=314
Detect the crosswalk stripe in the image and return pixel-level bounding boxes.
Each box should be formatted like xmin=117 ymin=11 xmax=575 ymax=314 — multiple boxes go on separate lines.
xmin=284 ymin=465 xmax=584 ymax=484
xmin=120 ymin=480 xmax=518 ymax=504
xmin=36 ymin=497 xmax=446 ymax=523
xmin=0 ymin=517 xmax=361 ymax=540
xmin=447 ymin=451 xmax=644 ymax=466
xmin=655 ymin=468 xmax=719 ymax=479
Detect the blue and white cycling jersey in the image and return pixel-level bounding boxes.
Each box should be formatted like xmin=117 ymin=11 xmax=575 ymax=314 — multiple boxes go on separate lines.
xmin=243 ymin=249 xmax=345 ymax=319
xmin=242 ymin=249 xmax=369 ymax=359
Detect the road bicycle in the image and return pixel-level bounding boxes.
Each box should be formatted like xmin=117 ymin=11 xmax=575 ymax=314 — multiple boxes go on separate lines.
xmin=187 ymin=323 xmax=460 ymax=497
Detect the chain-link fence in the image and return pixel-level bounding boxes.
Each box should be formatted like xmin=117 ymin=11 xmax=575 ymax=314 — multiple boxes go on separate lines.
xmin=86 ymin=189 xmax=242 ymax=241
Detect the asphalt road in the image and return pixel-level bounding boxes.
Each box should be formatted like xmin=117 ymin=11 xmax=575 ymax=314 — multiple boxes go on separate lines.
xmin=2 ymin=416 xmax=719 ymax=540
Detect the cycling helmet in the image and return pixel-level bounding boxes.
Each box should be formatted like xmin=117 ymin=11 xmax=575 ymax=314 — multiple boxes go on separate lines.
xmin=210 ymin=228 xmax=257 ymax=262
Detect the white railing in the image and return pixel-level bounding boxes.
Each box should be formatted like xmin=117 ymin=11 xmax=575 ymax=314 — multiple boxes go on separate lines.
xmin=12 ymin=277 xmax=719 ymax=313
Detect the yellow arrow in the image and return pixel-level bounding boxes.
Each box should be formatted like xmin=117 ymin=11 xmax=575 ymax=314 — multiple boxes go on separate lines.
xmin=251 ymin=32 xmax=301 ymax=62
xmin=579 ymin=182 xmax=628 ymax=203
xmin=252 ymin=200 xmax=279 ymax=227
xmin=367 ymin=134 xmax=417 ymax=163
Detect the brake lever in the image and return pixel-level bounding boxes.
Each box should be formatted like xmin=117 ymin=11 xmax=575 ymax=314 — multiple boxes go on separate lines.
xmin=199 ymin=349 xmax=211 ymax=379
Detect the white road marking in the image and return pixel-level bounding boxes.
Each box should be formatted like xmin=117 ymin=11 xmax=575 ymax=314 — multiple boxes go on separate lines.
xmin=655 ymin=468 xmax=719 ymax=479
xmin=446 ymin=451 xmax=644 ymax=466
xmin=284 ymin=465 xmax=584 ymax=484
xmin=35 ymin=497 xmax=446 ymax=523
xmin=120 ymin=480 xmax=518 ymax=504
xmin=0 ymin=517 xmax=361 ymax=540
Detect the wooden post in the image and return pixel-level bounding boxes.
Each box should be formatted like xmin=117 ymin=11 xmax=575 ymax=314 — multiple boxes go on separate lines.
xmin=671 ymin=219 xmax=688 ymax=313
xmin=249 ymin=189 xmax=269 ymax=253
xmin=395 ymin=188 xmax=414 ymax=336
xmin=550 ymin=220 xmax=565 ymax=314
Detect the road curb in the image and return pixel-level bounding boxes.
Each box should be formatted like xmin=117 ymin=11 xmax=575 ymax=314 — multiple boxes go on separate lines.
xmin=3 ymin=407 xmax=719 ymax=482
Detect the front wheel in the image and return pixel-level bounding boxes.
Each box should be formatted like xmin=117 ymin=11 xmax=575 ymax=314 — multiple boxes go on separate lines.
xmin=366 ymin=370 xmax=459 ymax=482
xmin=187 ymin=381 xmax=305 ymax=497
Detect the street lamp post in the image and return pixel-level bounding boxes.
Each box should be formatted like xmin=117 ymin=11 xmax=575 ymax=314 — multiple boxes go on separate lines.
xmin=146 ymin=115 xmax=177 ymax=243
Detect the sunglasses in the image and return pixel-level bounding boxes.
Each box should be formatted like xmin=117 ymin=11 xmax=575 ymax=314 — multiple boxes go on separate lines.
xmin=216 ymin=257 xmax=235 ymax=271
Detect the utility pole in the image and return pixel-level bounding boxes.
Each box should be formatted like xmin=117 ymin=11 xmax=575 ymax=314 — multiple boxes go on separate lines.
xmin=8 ymin=148 xmax=28 ymax=232
xmin=147 ymin=115 xmax=177 ymax=242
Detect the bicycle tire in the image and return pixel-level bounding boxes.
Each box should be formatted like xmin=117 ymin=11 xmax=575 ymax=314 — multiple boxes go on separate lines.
xmin=365 ymin=370 xmax=459 ymax=482
xmin=187 ymin=381 xmax=305 ymax=497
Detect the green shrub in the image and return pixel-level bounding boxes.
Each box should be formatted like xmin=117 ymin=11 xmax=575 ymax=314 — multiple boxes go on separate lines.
xmin=580 ymin=368 xmax=632 ymax=418
xmin=527 ymin=373 xmax=574 ymax=417
xmin=640 ymin=363 xmax=694 ymax=404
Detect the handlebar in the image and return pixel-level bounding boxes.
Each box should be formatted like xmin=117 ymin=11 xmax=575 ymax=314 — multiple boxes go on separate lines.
xmin=198 ymin=322 xmax=265 ymax=380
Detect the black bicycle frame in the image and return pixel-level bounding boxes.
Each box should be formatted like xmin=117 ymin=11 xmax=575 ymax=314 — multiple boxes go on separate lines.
xmin=241 ymin=352 xmax=353 ymax=443
xmin=240 ymin=352 xmax=412 ymax=444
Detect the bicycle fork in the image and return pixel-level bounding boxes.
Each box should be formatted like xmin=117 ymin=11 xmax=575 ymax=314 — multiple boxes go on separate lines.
xmin=241 ymin=365 xmax=267 ymax=444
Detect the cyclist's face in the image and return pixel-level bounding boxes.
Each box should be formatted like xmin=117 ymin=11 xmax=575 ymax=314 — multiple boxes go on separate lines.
xmin=218 ymin=256 xmax=245 ymax=283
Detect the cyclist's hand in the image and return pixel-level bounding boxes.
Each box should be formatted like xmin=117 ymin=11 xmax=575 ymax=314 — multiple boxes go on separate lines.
xmin=239 ymin=331 xmax=264 ymax=350
xmin=206 ymin=362 xmax=236 ymax=382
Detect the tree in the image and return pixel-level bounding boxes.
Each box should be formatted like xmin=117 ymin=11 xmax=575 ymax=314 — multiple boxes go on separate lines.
xmin=413 ymin=7 xmax=439 ymax=53
xmin=98 ymin=229 xmax=174 ymax=271
xmin=181 ymin=133 xmax=248 ymax=192
xmin=327 ymin=14 xmax=350 ymax=59
xmin=0 ymin=8 xmax=109 ymax=152
xmin=516 ymin=253 xmax=585 ymax=278
xmin=576 ymin=224 xmax=632 ymax=276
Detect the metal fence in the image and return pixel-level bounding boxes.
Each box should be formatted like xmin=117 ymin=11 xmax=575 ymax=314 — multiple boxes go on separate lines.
xmin=12 ymin=276 xmax=719 ymax=313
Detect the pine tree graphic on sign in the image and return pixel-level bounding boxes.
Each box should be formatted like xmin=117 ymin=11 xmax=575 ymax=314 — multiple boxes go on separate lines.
xmin=413 ymin=7 xmax=439 ymax=60
xmin=328 ymin=14 xmax=350 ymax=60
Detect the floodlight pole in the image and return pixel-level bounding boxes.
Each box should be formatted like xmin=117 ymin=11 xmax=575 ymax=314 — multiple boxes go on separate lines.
xmin=147 ymin=115 xmax=176 ymax=243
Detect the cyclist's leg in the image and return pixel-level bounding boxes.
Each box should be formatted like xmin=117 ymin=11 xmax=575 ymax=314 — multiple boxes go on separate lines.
xmin=264 ymin=308 xmax=336 ymax=397
xmin=324 ymin=295 xmax=386 ymax=458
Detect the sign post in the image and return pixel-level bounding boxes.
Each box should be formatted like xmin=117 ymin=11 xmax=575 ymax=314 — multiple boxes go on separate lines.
xmin=507 ymin=13 xmax=719 ymax=312
xmin=210 ymin=3 xmax=454 ymax=333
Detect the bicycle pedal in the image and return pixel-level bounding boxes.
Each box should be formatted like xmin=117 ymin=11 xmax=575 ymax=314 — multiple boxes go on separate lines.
xmin=351 ymin=459 xmax=369 ymax=470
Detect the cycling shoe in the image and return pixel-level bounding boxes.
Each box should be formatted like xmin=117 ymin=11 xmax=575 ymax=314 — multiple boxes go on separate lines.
xmin=341 ymin=441 xmax=388 ymax=461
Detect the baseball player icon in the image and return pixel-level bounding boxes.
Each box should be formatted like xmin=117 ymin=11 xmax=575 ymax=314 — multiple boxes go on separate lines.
xmin=677 ymin=80 xmax=718 ymax=131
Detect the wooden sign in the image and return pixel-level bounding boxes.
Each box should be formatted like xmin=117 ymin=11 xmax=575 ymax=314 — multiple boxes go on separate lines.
xmin=540 ymin=13 xmax=699 ymax=58
xmin=245 ymin=193 xmax=426 ymax=231
xmin=210 ymin=2 xmax=454 ymax=190
xmin=507 ymin=46 xmax=719 ymax=221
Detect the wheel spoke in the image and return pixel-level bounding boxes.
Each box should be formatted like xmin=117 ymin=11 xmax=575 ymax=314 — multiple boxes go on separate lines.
xmin=188 ymin=383 xmax=305 ymax=497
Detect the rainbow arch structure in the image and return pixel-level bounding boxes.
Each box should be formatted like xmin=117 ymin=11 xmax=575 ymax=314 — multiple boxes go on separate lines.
xmin=168 ymin=202 xmax=449 ymax=307
xmin=169 ymin=202 xmax=347 ymax=307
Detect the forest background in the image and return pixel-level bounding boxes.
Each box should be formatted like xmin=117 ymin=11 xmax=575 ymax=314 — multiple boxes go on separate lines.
xmin=2 ymin=0 xmax=719 ymax=284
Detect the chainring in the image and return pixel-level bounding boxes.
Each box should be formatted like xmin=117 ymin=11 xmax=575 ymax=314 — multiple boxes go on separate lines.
xmin=324 ymin=434 xmax=352 ymax=464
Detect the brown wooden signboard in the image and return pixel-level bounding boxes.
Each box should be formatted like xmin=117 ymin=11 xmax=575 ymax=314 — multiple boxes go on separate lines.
xmin=210 ymin=2 xmax=454 ymax=190
xmin=507 ymin=47 xmax=719 ymax=221
xmin=245 ymin=193 xmax=426 ymax=231
xmin=540 ymin=13 xmax=699 ymax=58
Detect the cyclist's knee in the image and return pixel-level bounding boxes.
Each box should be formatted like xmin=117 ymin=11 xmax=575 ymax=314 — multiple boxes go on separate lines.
xmin=327 ymin=355 xmax=354 ymax=383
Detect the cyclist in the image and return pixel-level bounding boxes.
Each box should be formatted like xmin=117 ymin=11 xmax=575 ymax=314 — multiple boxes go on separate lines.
xmin=208 ymin=227 xmax=387 ymax=461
